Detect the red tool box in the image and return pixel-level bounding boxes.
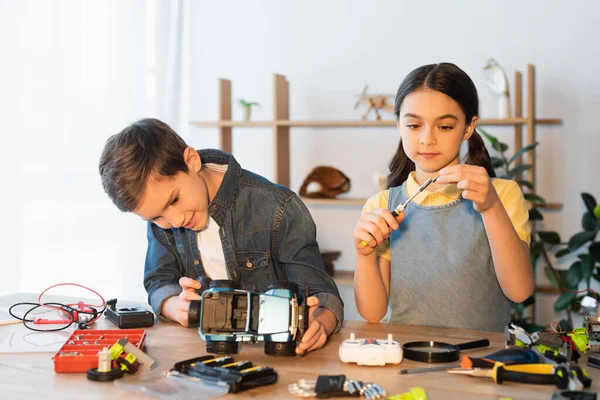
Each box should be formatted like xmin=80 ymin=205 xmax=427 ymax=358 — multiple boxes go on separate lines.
xmin=53 ymin=329 xmax=147 ymax=373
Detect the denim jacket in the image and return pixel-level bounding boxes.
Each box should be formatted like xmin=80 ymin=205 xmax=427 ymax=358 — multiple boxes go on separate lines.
xmin=144 ymin=149 xmax=344 ymax=332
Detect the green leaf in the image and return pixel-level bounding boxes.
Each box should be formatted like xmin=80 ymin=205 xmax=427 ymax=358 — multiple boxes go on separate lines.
xmin=544 ymin=266 xmax=559 ymax=288
xmin=521 ymin=295 xmax=535 ymax=307
xmin=582 ymin=212 xmax=597 ymax=231
xmin=508 ymin=142 xmax=538 ymax=166
xmin=571 ymin=296 xmax=583 ymax=313
xmin=491 ymin=157 xmax=504 ymax=168
xmin=590 ymin=242 xmax=600 ymax=263
xmin=554 ymin=292 xmax=577 ymax=311
xmin=579 ymin=254 xmax=595 ymax=281
xmin=568 ymin=231 xmax=596 ymax=252
xmin=567 ymin=261 xmax=582 ymax=289
xmin=538 ymin=230 xmax=561 ymax=245
xmin=555 ymin=247 xmax=571 ymax=258
xmin=524 ymin=193 xmax=547 ymax=205
xmin=530 ymin=242 xmax=542 ymax=266
xmin=581 ymin=193 xmax=597 ymax=215
xmin=505 ymin=164 xmax=533 ymax=180
xmin=480 ymin=129 xmax=498 ymax=146
xmin=495 ymin=142 xmax=509 ymax=152
xmin=517 ymin=180 xmax=534 ymax=190
xmin=529 ymin=208 xmax=543 ymax=221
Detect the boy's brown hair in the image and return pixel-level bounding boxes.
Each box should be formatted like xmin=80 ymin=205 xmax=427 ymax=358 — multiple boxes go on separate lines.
xmin=99 ymin=118 xmax=189 ymax=212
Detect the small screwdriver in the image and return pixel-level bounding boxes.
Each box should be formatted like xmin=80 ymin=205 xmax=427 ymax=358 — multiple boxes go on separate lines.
xmin=361 ymin=175 xmax=440 ymax=247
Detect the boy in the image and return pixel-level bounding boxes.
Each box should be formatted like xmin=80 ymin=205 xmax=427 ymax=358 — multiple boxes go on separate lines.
xmin=99 ymin=118 xmax=343 ymax=354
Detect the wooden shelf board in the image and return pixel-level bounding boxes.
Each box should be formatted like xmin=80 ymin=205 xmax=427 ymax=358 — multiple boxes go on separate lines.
xmin=191 ymin=121 xmax=274 ymax=127
xmin=301 ymin=197 xmax=367 ymax=206
xmin=191 ymin=118 xmax=562 ymax=128
xmin=535 ymin=285 xmax=561 ymax=294
xmin=332 ymin=270 xmax=354 ymax=286
xmin=536 ymin=202 xmax=563 ymax=210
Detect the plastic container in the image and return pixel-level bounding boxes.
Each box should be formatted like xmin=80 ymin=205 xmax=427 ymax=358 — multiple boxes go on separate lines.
xmin=53 ymin=329 xmax=146 ymax=372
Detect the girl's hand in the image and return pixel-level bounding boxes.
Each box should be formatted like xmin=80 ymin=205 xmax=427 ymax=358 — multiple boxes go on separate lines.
xmin=437 ymin=164 xmax=500 ymax=213
xmin=354 ymin=208 xmax=403 ymax=256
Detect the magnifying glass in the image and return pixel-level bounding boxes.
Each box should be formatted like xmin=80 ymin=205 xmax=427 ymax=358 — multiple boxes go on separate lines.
xmin=402 ymin=339 xmax=490 ymax=363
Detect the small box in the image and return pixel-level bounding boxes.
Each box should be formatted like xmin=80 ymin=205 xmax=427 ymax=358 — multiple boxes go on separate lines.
xmin=105 ymin=303 xmax=154 ymax=329
xmin=53 ymin=329 xmax=146 ymax=373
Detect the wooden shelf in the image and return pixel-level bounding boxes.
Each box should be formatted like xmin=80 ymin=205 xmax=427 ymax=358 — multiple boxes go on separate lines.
xmin=332 ymin=270 xmax=354 ymax=286
xmin=302 ymin=198 xmax=563 ymax=209
xmin=301 ymin=197 xmax=367 ymax=206
xmin=191 ymin=120 xmax=274 ymax=127
xmin=191 ymin=118 xmax=563 ymax=128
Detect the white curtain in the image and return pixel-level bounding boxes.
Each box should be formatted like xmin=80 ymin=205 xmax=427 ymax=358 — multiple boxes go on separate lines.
xmin=0 ymin=0 xmax=189 ymax=303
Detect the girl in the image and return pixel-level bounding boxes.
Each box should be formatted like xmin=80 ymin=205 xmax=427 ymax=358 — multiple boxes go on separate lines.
xmin=353 ymin=63 xmax=533 ymax=332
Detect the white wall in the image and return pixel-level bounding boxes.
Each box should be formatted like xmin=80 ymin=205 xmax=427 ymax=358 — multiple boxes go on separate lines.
xmin=0 ymin=0 xmax=187 ymax=304
xmin=189 ymin=0 xmax=600 ymax=323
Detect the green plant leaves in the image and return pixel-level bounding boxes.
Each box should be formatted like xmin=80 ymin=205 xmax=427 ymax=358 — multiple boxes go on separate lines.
xmin=568 ymin=231 xmax=596 ymax=252
xmin=491 ymin=157 xmax=504 ymax=168
xmin=567 ymin=261 xmax=582 ymax=289
xmin=582 ymin=212 xmax=597 ymax=231
xmin=508 ymin=142 xmax=538 ymax=165
xmin=555 ymin=248 xmax=571 ymax=258
xmin=530 ymin=242 xmax=542 ymax=266
xmin=529 ymin=208 xmax=543 ymax=221
xmin=517 ymin=181 xmax=534 ymax=190
xmin=479 ymin=129 xmax=508 ymax=152
xmin=581 ymin=193 xmax=597 ymax=215
xmin=524 ymin=193 xmax=546 ymax=205
xmin=590 ymin=242 xmax=600 ymax=263
xmin=554 ymin=292 xmax=577 ymax=311
xmin=538 ymin=231 xmax=561 ymax=245
xmin=578 ymin=254 xmax=595 ymax=283
xmin=505 ymin=164 xmax=532 ymax=180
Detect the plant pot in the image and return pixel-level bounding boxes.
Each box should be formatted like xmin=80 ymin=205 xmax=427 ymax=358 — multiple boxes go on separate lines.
xmin=244 ymin=107 xmax=252 ymax=121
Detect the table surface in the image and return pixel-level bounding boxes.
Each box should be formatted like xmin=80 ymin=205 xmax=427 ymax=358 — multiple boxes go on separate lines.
xmin=1 ymin=294 xmax=599 ymax=399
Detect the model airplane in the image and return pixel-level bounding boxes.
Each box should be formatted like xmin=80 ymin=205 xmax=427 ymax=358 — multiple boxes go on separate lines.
xmin=354 ymin=85 xmax=395 ymax=120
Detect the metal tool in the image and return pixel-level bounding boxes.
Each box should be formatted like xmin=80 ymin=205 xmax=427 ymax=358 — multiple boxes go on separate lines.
xmin=402 ymin=338 xmax=490 ymax=363
xmin=390 ymin=174 xmax=440 ymax=218
xmin=448 ymin=361 xmax=580 ymax=389
xmin=399 ymin=348 xmax=539 ymax=374
xmin=361 ymin=174 xmax=440 ymax=247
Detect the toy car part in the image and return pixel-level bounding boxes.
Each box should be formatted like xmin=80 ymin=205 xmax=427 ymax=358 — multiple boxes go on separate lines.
xmin=188 ymin=280 xmax=309 ymax=356
xmin=289 ymin=375 xmax=387 ymax=399
xmin=169 ymin=355 xmax=277 ymax=393
xmin=339 ymin=333 xmax=402 ymax=366
xmin=104 ymin=298 xmax=154 ymax=329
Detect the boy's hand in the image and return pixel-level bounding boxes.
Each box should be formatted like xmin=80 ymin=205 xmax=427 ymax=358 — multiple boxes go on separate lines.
xmin=437 ymin=165 xmax=500 ymax=213
xmin=162 ymin=277 xmax=202 ymax=326
xmin=354 ymin=208 xmax=403 ymax=256
xmin=296 ymin=296 xmax=334 ymax=355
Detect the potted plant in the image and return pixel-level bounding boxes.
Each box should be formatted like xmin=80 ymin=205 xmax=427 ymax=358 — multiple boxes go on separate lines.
xmin=239 ymin=99 xmax=260 ymax=121
xmin=480 ymin=128 xmax=558 ymax=331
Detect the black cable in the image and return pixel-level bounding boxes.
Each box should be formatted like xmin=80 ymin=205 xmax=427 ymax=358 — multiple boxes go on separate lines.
xmin=9 ymin=301 xmax=106 ymax=332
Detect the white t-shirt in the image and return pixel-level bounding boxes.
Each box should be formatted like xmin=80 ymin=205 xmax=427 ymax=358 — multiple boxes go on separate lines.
xmin=197 ymin=163 xmax=229 ymax=280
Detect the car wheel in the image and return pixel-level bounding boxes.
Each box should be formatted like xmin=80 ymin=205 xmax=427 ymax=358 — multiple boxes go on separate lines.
xmin=206 ymin=340 xmax=239 ymax=354
xmin=264 ymin=340 xmax=296 ymax=357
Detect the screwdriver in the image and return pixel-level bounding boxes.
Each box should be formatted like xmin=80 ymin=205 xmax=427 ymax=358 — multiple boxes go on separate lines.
xmin=361 ymin=175 xmax=440 ymax=247
xmin=399 ymin=348 xmax=539 ymax=374
xmin=449 ymin=362 xmax=570 ymax=388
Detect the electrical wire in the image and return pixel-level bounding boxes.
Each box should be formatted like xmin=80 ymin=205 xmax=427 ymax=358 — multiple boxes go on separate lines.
xmin=8 ymin=283 xmax=106 ymax=332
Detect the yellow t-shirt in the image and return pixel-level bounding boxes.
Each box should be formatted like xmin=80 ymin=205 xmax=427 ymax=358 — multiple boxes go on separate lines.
xmin=362 ymin=172 xmax=531 ymax=261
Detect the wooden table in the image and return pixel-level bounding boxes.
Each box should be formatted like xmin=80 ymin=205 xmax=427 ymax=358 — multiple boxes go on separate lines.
xmin=1 ymin=305 xmax=599 ymax=399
